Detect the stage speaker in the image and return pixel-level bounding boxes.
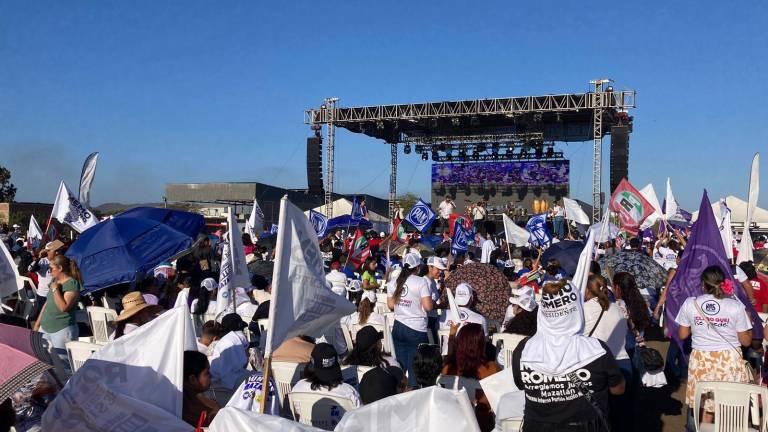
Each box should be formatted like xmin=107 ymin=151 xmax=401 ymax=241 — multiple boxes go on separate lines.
xmin=307 ymin=137 xmax=323 ymax=194
xmin=610 ymin=126 xmax=629 ymax=192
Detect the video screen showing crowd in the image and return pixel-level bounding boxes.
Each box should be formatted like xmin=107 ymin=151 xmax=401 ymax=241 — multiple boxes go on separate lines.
xmin=1 ymin=155 xmax=766 ymax=432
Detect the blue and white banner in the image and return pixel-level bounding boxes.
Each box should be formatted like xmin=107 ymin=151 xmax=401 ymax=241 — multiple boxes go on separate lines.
xmin=270 ymin=224 xmax=279 ymax=235
xmin=351 ymin=197 xmax=364 ymax=221
xmin=451 ymin=219 xmax=474 ymax=255
xmin=78 ymin=152 xmax=99 ymax=207
xmin=308 ymin=209 xmax=328 ymax=238
xmin=51 ymin=181 xmax=98 ymax=233
xmin=405 ymin=198 xmax=437 ymax=234
xmin=525 ymin=213 xmax=551 ymax=248
xmin=245 ymin=198 xmax=265 ymax=243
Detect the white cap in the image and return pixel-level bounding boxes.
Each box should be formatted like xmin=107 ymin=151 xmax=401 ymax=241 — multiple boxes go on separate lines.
xmin=362 ymin=290 xmax=377 ymax=304
xmin=509 ymin=292 xmax=537 ymax=312
xmin=511 ymin=286 xmax=534 ymax=297
xmin=512 ymin=258 xmax=523 ymax=272
xmin=455 ymin=283 xmax=473 ymax=307
xmin=403 ymin=252 xmax=422 ymax=269
xmin=201 ymin=278 xmax=218 ymax=292
xmin=346 ymin=279 xmax=362 ymax=293
xmin=426 ymin=256 xmax=447 ymax=270
xmin=379 ymin=232 xmax=386 ymax=238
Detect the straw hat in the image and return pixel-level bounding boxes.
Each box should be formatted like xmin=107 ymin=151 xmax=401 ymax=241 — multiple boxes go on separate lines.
xmin=116 ymin=291 xmax=161 ymax=322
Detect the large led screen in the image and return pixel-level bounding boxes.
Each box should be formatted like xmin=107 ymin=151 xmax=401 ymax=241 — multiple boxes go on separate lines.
xmin=431 ymin=160 xmax=570 ymax=186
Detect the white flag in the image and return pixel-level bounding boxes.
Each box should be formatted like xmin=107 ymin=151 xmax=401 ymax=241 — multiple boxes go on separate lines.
xmin=27 ymin=215 xmax=44 ymax=242
xmin=41 ymin=306 xmax=197 ymax=431
xmin=502 ymin=214 xmax=530 ymax=247
xmin=562 ymin=198 xmax=590 ymax=225
xmin=573 ymin=229 xmax=597 ymax=298
xmin=245 ymin=199 xmax=265 ymax=243
xmin=50 ymin=181 xmax=98 ymax=233
xmin=737 ymin=153 xmax=760 ymax=264
xmin=718 ymin=199 xmax=734 ymax=261
xmin=264 ymin=197 xmax=356 ymax=356
xmin=0 ymin=239 xmax=21 ymax=298
xmin=216 ymin=208 xmax=252 ymax=317
xmin=639 ymin=184 xmax=662 ymax=230
xmin=446 ymin=287 xmax=461 ymax=324
xmin=664 ymin=178 xmax=678 ymax=221
xmin=78 ymin=152 xmax=99 ymax=206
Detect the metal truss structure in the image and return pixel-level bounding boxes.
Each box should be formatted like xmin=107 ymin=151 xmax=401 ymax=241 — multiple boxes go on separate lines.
xmin=305 ymin=80 xmax=635 ymax=223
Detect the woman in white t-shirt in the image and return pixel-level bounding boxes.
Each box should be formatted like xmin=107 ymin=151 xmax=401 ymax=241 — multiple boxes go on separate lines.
xmin=291 ymin=343 xmax=361 ymax=415
xmin=386 ymin=253 xmax=433 ymax=388
xmin=675 ymin=265 xmax=752 ymax=420
xmin=583 ymin=275 xmax=631 ymax=377
xmin=342 ymin=290 xmax=385 ymax=338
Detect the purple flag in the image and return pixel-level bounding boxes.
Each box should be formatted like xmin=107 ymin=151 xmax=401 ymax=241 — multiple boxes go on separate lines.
xmin=665 ymin=190 xmax=763 ymax=349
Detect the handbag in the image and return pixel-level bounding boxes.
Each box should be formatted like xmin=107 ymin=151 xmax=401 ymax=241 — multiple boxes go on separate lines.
xmin=693 ymin=301 xmax=756 ymax=383
xmin=624 ymin=309 xmax=665 ymax=373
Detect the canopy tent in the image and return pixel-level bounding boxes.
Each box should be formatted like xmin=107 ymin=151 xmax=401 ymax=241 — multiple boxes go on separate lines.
xmin=305 ymin=198 xmax=390 ymax=234
xmin=691 ymin=195 xmax=768 ymax=228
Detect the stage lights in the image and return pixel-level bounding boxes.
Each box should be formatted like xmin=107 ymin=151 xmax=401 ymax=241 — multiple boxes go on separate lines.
xmin=404 ymin=144 xmax=412 ymax=154
xmin=421 ymin=151 xmax=429 ymax=161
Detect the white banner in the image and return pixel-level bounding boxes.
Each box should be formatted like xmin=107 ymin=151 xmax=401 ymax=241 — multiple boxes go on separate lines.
xmin=737 ymin=153 xmax=760 ymax=264
xmin=0 ymin=239 xmax=21 ymax=298
xmin=28 ymin=215 xmax=44 ymax=242
xmin=639 ymin=184 xmax=662 ymax=230
xmin=562 ymin=198 xmax=590 ymax=225
xmin=664 ymin=178 xmax=678 ymax=221
xmin=335 ymin=387 xmax=480 ymax=432
xmin=718 ymin=199 xmax=734 ymax=261
xmin=245 ymin=199 xmax=265 ymax=243
xmin=264 ymin=197 xmax=356 ymax=356
xmin=216 ymin=208 xmax=252 ymax=317
xmin=209 ymin=407 xmax=323 ymax=432
xmin=41 ymin=306 xmax=197 ymax=431
xmin=50 ymin=181 xmax=98 ymax=233
xmin=78 ymin=152 xmax=99 ymax=207
xmin=572 ymin=229 xmax=597 ymax=298
xmin=502 ymin=214 xmax=530 ymax=247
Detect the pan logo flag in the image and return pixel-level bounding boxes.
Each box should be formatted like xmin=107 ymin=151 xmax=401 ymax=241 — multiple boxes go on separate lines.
xmin=525 ymin=213 xmax=551 ymax=248
xmin=451 ymin=218 xmax=474 ymax=255
xmin=350 ymin=197 xmax=364 ymax=221
xmin=308 ymin=209 xmax=328 ymax=238
xmin=608 ymin=178 xmax=655 ymax=234
xmin=405 ymin=198 xmax=437 ymax=233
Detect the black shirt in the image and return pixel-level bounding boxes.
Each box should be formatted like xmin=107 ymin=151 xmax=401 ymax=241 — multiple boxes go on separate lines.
xmin=512 ymin=338 xmax=622 ymax=427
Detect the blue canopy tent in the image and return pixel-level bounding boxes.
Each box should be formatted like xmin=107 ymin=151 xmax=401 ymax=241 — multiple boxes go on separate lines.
xmin=66 ymin=207 xmax=205 ymax=294
xmin=325 ymin=215 xmax=373 ymax=232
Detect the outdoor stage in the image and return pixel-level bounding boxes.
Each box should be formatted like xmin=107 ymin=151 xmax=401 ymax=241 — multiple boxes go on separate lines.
xmin=305 ymin=79 xmax=635 ymax=223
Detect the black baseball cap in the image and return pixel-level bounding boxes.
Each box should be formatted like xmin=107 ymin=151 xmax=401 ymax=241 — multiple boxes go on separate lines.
xmin=221 ymin=313 xmax=247 ymax=333
xmin=310 ymin=343 xmax=343 ymax=384
xmin=355 ymin=326 xmax=384 ymax=352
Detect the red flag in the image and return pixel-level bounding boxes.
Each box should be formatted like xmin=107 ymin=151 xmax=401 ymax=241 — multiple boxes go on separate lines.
xmin=348 ymin=228 xmax=371 ymax=269
xmin=608 ymin=178 xmax=655 ymax=235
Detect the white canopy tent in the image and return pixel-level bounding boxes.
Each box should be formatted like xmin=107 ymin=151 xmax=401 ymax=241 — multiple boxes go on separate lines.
xmin=305 ymin=198 xmax=390 ymax=234
xmin=691 ymin=195 xmax=768 ymax=229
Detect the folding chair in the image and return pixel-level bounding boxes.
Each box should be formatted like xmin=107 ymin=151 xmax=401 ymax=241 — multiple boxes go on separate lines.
xmin=491 ymin=333 xmax=527 ymax=369
xmin=271 ymin=361 xmax=306 ymax=413
xmin=65 ymin=340 xmax=100 ymax=373
xmin=693 ymin=381 xmax=766 ymax=432
xmin=86 ymin=306 xmax=118 ymax=345
xmin=287 ymin=391 xmax=356 ymax=430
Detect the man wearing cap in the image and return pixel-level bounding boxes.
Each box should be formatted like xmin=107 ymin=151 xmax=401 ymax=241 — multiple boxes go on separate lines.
xmin=325 ymin=261 xmax=347 ymax=296
xmin=442 ymin=283 xmax=488 ymax=335
xmin=424 ymin=256 xmax=446 ymax=341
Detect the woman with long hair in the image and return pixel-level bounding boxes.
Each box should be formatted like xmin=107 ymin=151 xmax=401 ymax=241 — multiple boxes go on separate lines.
xmin=292 ymin=343 xmax=361 ymax=408
xmin=33 ymin=255 xmax=82 ymax=365
xmin=612 ymin=272 xmax=652 ymax=358
xmin=386 ymin=253 xmax=433 ymax=388
xmin=361 ymin=257 xmax=380 ymax=291
xmin=442 ymin=323 xmax=499 ymax=432
xmin=343 ymin=325 xmax=391 ymax=369
xmin=675 ymin=265 xmax=752 ymax=431
xmin=343 ymin=290 xmax=385 ymax=330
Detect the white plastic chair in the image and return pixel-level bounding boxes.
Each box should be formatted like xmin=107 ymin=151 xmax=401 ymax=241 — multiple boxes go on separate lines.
xmin=65 ymin=340 xmax=100 ymax=373
xmin=491 ymin=333 xmax=527 ymax=369
xmin=382 ymin=315 xmax=396 ymax=358
xmin=86 ymin=306 xmax=117 ymax=345
xmin=356 ymin=365 xmax=374 ymax=383
xmin=340 ymin=324 xmax=355 ymax=352
xmin=256 ymin=318 xmax=269 ymax=333
xmin=437 ymin=328 xmax=451 ymax=355
xmin=500 ymin=418 xmax=523 ymax=432
xmin=271 ymin=361 xmax=306 ymax=410
xmin=693 ymin=381 xmax=766 ymax=432
xmin=436 ymin=375 xmax=483 ymax=405
xmin=287 ymin=391 xmax=356 ymax=430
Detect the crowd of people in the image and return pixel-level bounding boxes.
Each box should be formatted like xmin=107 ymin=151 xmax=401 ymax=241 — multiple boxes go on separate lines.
xmin=0 ymin=201 xmax=766 ymax=432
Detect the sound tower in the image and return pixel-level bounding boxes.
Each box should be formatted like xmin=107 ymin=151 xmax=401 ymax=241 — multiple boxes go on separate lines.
xmin=306 ymin=137 xmax=324 ymax=194
xmin=610 ymin=125 xmax=629 ymax=193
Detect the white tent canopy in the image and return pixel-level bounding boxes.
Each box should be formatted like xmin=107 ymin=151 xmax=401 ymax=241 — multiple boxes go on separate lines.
xmin=691 ymin=195 xmax=768 ymax=228
xmin=305 ymin=198 xmax=390 ymax=234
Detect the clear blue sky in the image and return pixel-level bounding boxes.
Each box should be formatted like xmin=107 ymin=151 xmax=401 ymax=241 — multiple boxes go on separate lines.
xmin=2 ymin=1 xmax=766 ymax=210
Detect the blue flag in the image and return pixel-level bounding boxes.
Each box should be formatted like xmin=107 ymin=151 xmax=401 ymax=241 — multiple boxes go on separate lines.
xmin=351 ymin=197 xmax=364 ymax=221
xmin=451 ymin=218 xmax=474 ymax=255
xmin=665 ymin=190 xmax=763 ymax=349
xmin=525 ymin=213 xmax=551 ymax=248
xmin=270 ymin=224 xmax=278 ymax=235
xmin=308 ymin=209 xmax=328 ymax=238
xmin=405 ymin=198 xmax=437 ymax=234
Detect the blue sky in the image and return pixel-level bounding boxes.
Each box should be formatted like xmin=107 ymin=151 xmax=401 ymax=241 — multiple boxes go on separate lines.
xmin=1 ymin=1 xmax=766 ymax=210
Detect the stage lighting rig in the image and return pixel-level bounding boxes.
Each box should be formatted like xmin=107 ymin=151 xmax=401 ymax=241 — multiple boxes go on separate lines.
xmin=404 ymin=144 xmax=412 ymax=154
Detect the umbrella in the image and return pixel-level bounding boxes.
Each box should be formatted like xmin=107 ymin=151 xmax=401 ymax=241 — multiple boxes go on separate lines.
xmin=0 ymin=323 xmax=54 ymax=366
xmin=598 ymin=251 xmax=667 ymax=298
xmin=442 ymin=263 xmax=510 ymax=323
xmin=0 ymin=343 xmax=50 ymax=401
xmin=540 ymin=240 xmax=585 ymax=277
xmin=755 ymin=249 xmax=768 ymax=275
xmin=325 ymin=215 xmax=373 ymax=232
xmin=66 ymin=208 xmax=205 ymax=294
